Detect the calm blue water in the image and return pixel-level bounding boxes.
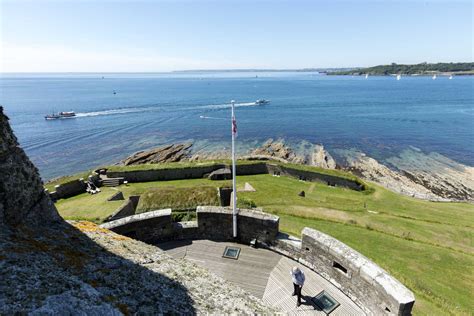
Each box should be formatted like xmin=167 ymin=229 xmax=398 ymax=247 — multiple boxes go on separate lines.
xmin=1 ymin=72 xmax=472 ymax=180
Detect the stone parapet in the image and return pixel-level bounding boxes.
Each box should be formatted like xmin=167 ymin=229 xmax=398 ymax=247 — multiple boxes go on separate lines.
xmin=196 ymin=206 xmax=279 ymax=243
xmin=271 ymin=228 xmax=415 ymax=316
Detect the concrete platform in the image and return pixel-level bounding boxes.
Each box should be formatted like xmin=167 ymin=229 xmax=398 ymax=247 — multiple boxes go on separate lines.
xmin=157 ymin=240 xmax=365 ymax=315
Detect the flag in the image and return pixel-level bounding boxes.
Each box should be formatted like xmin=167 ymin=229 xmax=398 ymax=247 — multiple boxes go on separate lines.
xmin=232 ymin=115 xmax=237 ymax=137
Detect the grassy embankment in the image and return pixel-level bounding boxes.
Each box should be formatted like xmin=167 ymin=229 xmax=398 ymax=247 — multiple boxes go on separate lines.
xmin=51 ymin=164 xmax=473 ymax=315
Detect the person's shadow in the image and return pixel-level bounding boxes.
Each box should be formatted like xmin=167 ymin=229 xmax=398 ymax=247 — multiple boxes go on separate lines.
xmin=300 ymin=294 xmax=323 ymax=311
xmin=2 ymin=220 xmax=197 ymax=314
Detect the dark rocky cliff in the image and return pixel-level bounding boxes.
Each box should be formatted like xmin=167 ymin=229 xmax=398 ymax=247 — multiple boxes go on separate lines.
xmin=0 ymin=106 xmax=60 ymax=226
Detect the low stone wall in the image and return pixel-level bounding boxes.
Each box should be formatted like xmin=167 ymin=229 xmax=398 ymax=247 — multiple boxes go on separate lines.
xmin=51 ymin=179 xmax=87 ymax=200
xmin=101 ymin=206 xmax=279 ymax=245
xmin=271 ymin=229 xmax=415 ymax=316
xmin=266 ymin=164 xmax=365 ymax=191
xmin=104 ymin=195 xmax=140 ymax=222
xmin=101 ymin=209 xmax=174 ymax=243
xmin=196 ymin=206 xmax=279 ymax=243
xmin=106 ymin=162 xmax=363 ymax=191
xmin=235 ymin=162 xmax=268 ymax=175
xmin=100 ymin=206 xmax=414 ymax=315
xmin=107 ymin=165 xmax=225 ymax=183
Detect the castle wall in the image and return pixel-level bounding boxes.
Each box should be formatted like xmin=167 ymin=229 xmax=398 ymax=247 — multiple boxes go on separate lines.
xmin=266 ymin=163 xmax=365 ymax=191
xmin=100 ymin=205 xmax=414 ymax=316
xmin=106 ymin=165 xmax=225 ymax=182
xmin=272 ymin=229 xmax=415 ymax=316
xmin=104 ymin=195 xmax=140 ymax=222
xmin=53 ymin=179 xmax=87 ymax=199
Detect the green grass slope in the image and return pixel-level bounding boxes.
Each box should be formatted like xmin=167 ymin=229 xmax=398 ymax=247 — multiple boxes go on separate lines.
xmin=52 ymin=164 xmax=473 ymax=315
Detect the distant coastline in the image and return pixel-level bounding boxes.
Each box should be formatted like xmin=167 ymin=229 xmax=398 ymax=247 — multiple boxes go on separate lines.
xmin=328 ymin=62 xmax=474 ymax=76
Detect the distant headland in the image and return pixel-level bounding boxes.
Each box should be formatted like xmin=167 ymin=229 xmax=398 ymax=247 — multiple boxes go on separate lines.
xmin=327 ymin=62 xmax=474 ymax=76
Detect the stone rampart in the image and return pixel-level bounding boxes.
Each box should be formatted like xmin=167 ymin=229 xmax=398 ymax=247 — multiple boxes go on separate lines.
xmin=52 ymin=179 xmax=87 ymax=200
xmin=196 ymin=206 xmax=279 ymax=243
xmin=266 ymin=163 xmax=365 ymax=191
xmin=104 ymin=195 xmax=140 ymax=222
xmin=272 ymin=229 xmax=415 ymax=316
xmin=106 ymin=162 xmax=363 ymax=192
xmin=101 ymin=206 xmax=279 ymax=244
xmin=99 ymin=205 xmax=414 ymax=315
xmin=101 ymin=209 xmax=174 ymax=243
xmin=235 ymin=162 xmax=268 ymax=175
xmin=107 ymin=165 xmax=225 ymax=182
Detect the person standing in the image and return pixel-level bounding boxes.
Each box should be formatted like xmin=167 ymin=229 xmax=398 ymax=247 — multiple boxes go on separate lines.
xmin=291 ymin=266 xmax=305 ymax=307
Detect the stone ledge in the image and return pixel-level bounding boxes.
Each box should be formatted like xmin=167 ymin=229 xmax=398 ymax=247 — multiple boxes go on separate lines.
xmin=101 ymin=209 xmax=172 ymax=229
xmin=196 ymin=205 xmax=279 ymax=222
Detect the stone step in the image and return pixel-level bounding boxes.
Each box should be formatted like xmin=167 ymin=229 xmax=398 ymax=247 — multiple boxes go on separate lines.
xmin=102 ymin=178 xmax=123 ymax=187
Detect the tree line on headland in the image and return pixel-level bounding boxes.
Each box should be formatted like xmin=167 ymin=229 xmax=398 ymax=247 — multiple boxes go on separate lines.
xmin=328 ymin=62 xmax=474 ymax=76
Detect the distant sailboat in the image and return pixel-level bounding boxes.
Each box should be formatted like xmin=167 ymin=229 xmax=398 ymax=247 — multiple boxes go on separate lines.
xmin=432 ymin=74 xmax=437 ymax=80
xmin=396 ymin=74 xmax=401 ymax=80
xmin=449 ymin=75 xmax=453 ymax=80
xmin=365 ymin=74 xmax=369 ymax=79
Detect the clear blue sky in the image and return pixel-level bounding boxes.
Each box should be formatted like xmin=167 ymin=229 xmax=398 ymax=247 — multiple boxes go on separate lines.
xmin=1 ymin=0 xmax=472 ymax=72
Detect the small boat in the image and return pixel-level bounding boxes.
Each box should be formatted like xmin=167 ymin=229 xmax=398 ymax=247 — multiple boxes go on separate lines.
xmin=432 ymin=74 xmax=437 ymax=80
xmin=365 ymin=74 xmax=369 ymax=79
xmin=44 ymin=111 xmax=76 ymax=120
xmin=255 ymin=99 xmax=270 ymax=105
xmin=449 ymin=75 xmax=453 ymax=80
xmin=396 ymin=74 xmax=401 ymax=80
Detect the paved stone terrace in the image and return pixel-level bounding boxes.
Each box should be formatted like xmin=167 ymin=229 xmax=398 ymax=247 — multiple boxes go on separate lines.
xmin=157 ymin=240 xmax=365 ymax=315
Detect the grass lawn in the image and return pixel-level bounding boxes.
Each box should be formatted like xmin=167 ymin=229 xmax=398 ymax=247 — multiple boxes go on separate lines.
xmin=54 ymin=173 xmax=474 ymax=315
xmin=136 ymin=186 xmax=220 ymax=213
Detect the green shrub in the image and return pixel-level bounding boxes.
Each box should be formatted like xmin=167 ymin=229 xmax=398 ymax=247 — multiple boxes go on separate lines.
xmin=172 ymin=211 xmax=197 ymax=222
xmin=237 ymin=197 xmax=257 ymax=209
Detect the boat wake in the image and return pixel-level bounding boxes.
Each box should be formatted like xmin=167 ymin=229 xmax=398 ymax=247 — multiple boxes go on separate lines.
xmin=75 ymin=107 xmax=157 ymax=117
xmin=75 ymin=102 xmax=259 ymax=118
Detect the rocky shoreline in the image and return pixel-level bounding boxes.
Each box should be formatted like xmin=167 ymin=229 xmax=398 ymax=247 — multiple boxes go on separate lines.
xmin=120 ymin=140 xmax=473 ymax=202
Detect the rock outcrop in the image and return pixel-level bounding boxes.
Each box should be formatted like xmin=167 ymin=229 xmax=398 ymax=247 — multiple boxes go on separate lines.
xmin=387 ymin=148 xmax=474 ymax=201
xmin=0 ymin=106 xmax=274 ymax=314
xmin=250 ymin=139 xmax=303 ymax=163
xmin=311 ymin=144 xmax=336 ymax=169
xmin=123 ymin=143 xmax=192 ymax=165
xmin=337 ymin=149 xmax=448 ymax=201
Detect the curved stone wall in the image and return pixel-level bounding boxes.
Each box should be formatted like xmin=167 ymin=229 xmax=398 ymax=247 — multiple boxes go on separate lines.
xmin=100 ymin=206 xmax=414 ymax=316
xmin=100 ymin=206 xmax=279 ymax=245
xmin=272 ymin=229 xmax=415 ymax=316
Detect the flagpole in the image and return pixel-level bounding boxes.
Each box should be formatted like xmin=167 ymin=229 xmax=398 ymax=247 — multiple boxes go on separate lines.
xmin=231 ymin=100 xmax=237 ymax=238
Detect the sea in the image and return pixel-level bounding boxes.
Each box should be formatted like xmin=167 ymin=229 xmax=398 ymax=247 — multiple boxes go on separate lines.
xmin=1 ymin=72 xmax=472 ymax=180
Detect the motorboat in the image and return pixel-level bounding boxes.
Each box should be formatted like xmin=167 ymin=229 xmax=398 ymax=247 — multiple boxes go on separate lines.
xmin=44 ymin=111 xmax=76 ymax=120
xmin=255 ymin=99 xmax=270 ymax=105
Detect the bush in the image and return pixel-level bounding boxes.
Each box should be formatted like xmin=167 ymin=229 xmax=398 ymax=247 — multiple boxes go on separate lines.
xmin=237 ymin=197 xmax=257 ymax=209
xmin=172 ymin=211 xmax=197 ymax=222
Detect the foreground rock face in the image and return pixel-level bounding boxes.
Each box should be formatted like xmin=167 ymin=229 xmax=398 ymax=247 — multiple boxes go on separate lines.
xmin=0 ymin=106 xmax=60 ymax=225
xmin=123 ymin=143 xmax=192 ymax=165
xmin=0 ymin=106 xmax=274 ymax=314
xmin=0 ymin=221 xmax=273 ymax=314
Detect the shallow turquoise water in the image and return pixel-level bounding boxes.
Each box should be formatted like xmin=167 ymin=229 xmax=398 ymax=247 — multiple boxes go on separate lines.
xmin=1 ymin=72 xmax=472 ymax=180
